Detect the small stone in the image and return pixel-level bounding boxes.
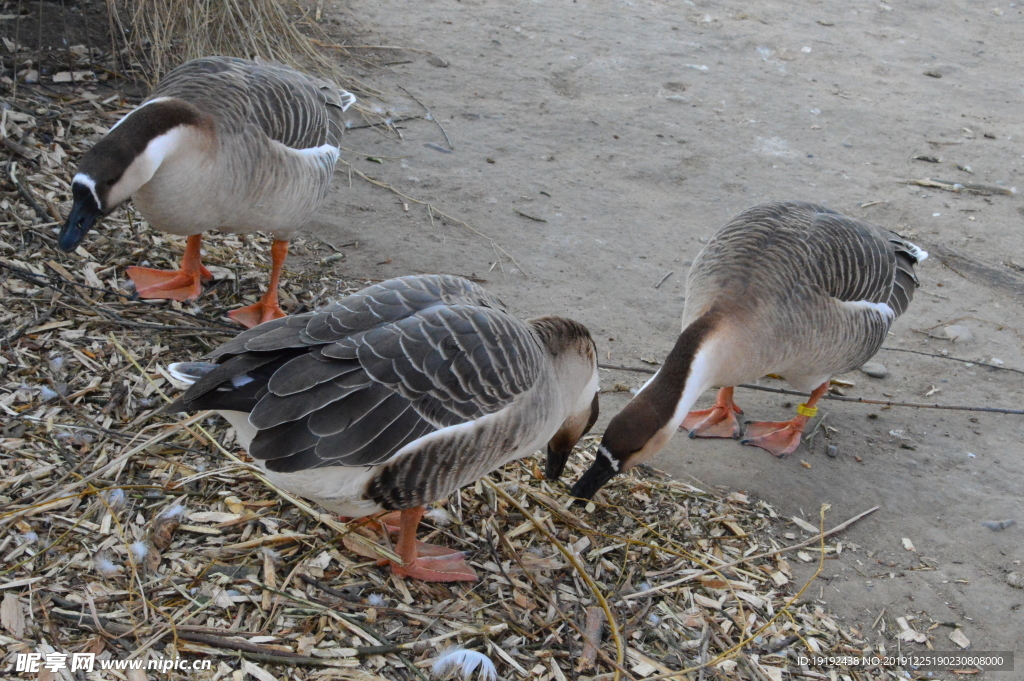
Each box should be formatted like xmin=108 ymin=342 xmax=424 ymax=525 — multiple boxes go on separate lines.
xmin=860 ymin=362 xmax=888 ymax=378
xmin=427 ymin=55 xmax=450 ymax=68
xmin=948 ymin=628 xmax=970 ymax=649
xmin=980 ymin=519 xmax=1016 ymax=531
xmin=826 ymin=445 xmax=839 ymax=458
xmin=944 ymin=325 xmax=973 ymax=343
xmin=1007 ymin=572 xmax=1024 ymax=589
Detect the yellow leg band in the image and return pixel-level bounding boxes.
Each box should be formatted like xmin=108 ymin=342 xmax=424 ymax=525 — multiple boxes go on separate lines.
xmin=796 ymin=403 xmax=818 ymax=418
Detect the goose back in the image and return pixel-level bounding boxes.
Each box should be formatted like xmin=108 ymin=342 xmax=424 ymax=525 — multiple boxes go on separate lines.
xmin=150 ymin=56 xmax=350 ymax=151
xmin=682 ymin=201 xmax=925 ymax=386
xmin=170 ymin=275 xmax=595 ymax=511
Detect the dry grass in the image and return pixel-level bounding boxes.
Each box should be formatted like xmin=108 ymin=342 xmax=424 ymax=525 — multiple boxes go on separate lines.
xmin=1 ymin=47 xmax=927 ymax=681
xmin=105 ymin=0 xmax=375 ymax=92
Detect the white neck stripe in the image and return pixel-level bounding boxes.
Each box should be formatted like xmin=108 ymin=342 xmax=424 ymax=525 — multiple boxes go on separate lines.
xmin=108 ymin=96 xmax=173 ymax=132
xmin=668 ymin=347 xmax=716 ymax=429
xmin=598 ymin=444 xmax=620 ymax=471
xmin=72 ymin=173 xmax=101 ymax=211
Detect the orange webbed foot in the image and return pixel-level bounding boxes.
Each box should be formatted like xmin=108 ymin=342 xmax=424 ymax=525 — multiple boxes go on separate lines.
xmin=228 ymin=298 xmax=287 ymax=329
xmin=681 ymin=387 xmax=744 ymax=439
xmin=682 ymin=405 xmax=743 ymax=439
xmin=340 ymin=517 xmax=477 ymax=582
xmin=127 ymin=265 xmax=211 ymax=301
xmin=390 ymin=547 xmax=478 ymax=582
xmin=740 ymin=420 xmax=805 ymax=457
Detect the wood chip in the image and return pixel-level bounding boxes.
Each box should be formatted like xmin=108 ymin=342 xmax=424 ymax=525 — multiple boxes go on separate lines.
xmin=577 ymin=606 xmax=605 ymax=671
xmin=1 ymin=593 xmax=25 ymax=639
xmin=791 ymin=516 xmax=819 ymax=533
xmin=949 ymin=628 xmax=971 ymax=648
xmin=241 ymin=660 xmax=279 ymax=681
xmin=896 ymin=617 xmax=928 ymax=643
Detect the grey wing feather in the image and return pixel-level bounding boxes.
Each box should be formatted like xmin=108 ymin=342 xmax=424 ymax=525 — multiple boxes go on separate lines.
xmin=150 ymin=56 xmax=352 ymax=151
xmin=304 ymin=274 xmax=508 ymax=341
xmin=336 ymin=305 xmax=544 ymax=423
xmin=175 ymin=275 xmax=537 ymax=473
xmin=886 ymin=236 xmax=925 ymax=317
xmin=694 ymin=202 xmax=923 ymax=316
xmin=802 ymin=205 xmax=925 ymax=316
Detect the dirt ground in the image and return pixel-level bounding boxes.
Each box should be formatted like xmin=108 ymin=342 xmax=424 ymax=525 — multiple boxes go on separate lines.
xmin=309 ymin=0 xmax=1024 ymax=665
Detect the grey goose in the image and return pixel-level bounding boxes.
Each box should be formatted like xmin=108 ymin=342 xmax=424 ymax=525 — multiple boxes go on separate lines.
xmin=60 ymin=56 xmax=355 ymax=328
xmin=573 ymin=201 xmax=926 ymax=499
xmin=168 ymin=275 xmax=600 ymax=581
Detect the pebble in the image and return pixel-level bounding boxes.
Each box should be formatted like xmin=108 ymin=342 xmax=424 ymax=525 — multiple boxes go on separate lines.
xmin=826 ymin=445 xmax=839 ymax=458
xmin=860 ymin=362 xmax=888 ymax=378
xmin=1008 ymin=573 xmax=1024 ymax=589
xmin=944 ymin=324 xmax=973 ymax=343
xmin=980 ymin=519 xmax=1016 ymax=531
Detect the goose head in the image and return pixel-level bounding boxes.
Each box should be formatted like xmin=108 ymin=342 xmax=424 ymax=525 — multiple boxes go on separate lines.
xmin=570 ymin=389 xmax=680 ymax=499
xmin=60 ymin=98 xmax=207 ymax=252
xmin=571 ymin=310 xmax=722 ymax=500
xmin=546 ymin=392 xmax=600 ymax=480
xmin=528 ymin=316 xmax=601 ymax=480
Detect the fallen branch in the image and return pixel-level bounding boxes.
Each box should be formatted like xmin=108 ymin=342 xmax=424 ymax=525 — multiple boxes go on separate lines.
xmin=900 ymin=178 xmax=1015 ymax=196
xmin=881 ymin=346 xmax=1024 ymax=376
xmin=597 ymin=364 xmax=1024 ymax=415
xmin=513 ymin=208 xmax=547 ymax=223
xmin=398 ymin=85 xmax=453 ymax=150
xmin=47 ymin=597 xmax=428 ymax=661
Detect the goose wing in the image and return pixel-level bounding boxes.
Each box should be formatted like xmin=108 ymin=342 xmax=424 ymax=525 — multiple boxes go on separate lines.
xmin=693 ymin=202 xmax=924 ymax=316
xmin=151 ymin=56 xmax=354 ymax=150
xmin=800 ymin=203 xmax=924 ymax=315
xmin=171 ymin=276 xmax=544 ymax=473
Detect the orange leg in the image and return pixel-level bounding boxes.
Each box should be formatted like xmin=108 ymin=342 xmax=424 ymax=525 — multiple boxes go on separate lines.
xmin=127 ymin=234 xmax=212 ymax=301
xmin=228 ymin=239 xmax=290 ymax=328
xmin=681 ymin=387 xmax=744 ymax=439
xmin=342 ymin=508 xmax=477 ymax=582
xmin=741 ymin=381 xmax=829 ymax=457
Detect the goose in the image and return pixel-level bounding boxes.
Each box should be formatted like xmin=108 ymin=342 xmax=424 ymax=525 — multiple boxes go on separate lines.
xmin=167 ymin=274 xmax=600 ymax=581
xmin=571 ymin=201 xmax=927 ymax=499
xmin=58 ymin=56 xmax=355 ymax=328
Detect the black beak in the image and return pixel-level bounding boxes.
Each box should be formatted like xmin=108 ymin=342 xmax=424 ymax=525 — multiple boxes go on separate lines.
xmin=59 ymin=193 xmax=102 ymax=252
xmin=545 ymin=444 xmax=571 ymax=481
xmin=569 ymin=454 xmax=618 ymax=501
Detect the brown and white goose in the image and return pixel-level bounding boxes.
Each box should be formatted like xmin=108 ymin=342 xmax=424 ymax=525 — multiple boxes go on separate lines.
xmin=168 ymin=275 xmax=600 ymax=581
xmin=59 ymin=56 xmax=355 ymax=328
xmin=572 ymin=201 xmax=926 ymax=499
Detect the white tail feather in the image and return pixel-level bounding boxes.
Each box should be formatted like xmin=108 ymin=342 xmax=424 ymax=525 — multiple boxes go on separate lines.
xmin=339 ymin=90 xmax=357 ymax=111
xmin=167 ymin=362 xmax=217 ymax=385
xmin=431 ymin=647 xmax=497 ymax=681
